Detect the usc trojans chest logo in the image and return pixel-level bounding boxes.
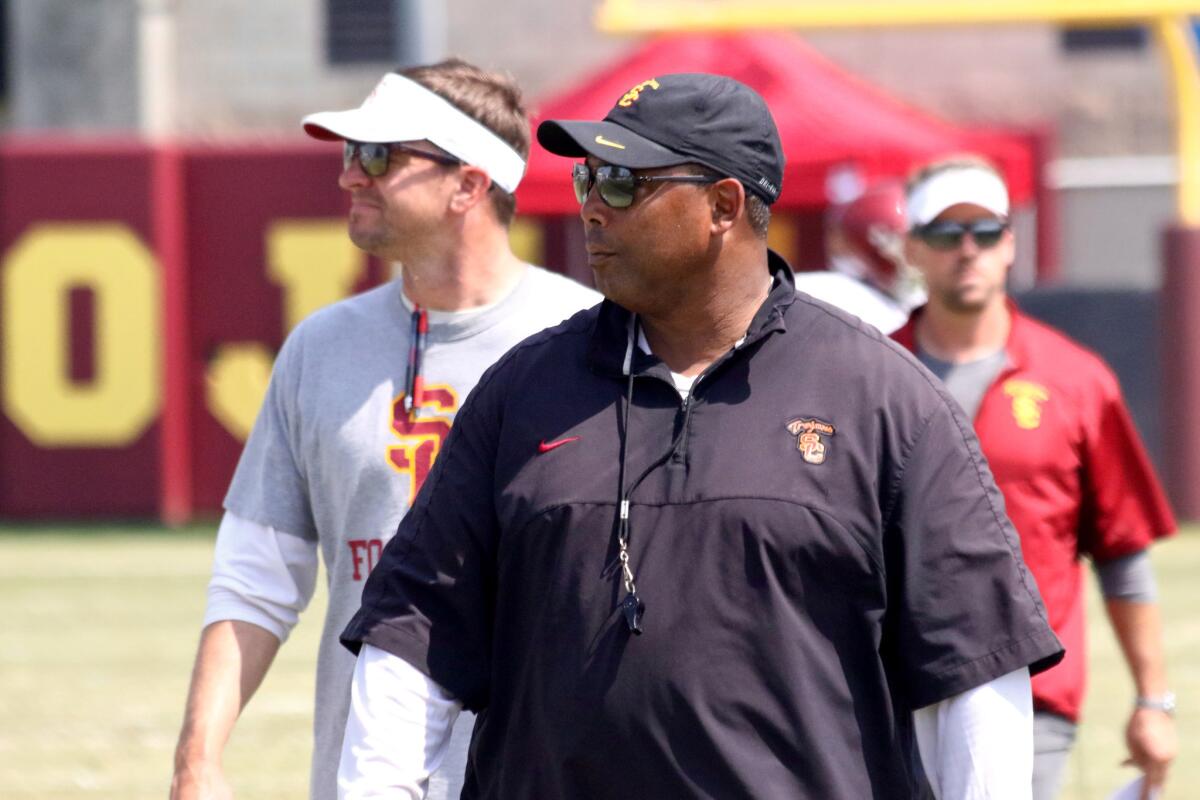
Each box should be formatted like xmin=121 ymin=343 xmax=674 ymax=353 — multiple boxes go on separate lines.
xmin=786 ymin=417 xmax=836 ymax=465
xmin=1002 ymin=379 xmax=1049 ymax=430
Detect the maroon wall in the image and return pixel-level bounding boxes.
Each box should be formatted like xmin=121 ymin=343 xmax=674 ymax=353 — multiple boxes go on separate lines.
xmin=181 ymin=146 xmax=391 ymax=514
xmin=0 ymin=141 xmax=160 ymax=516
xmin=0 ymin=140 xmax=395 ymax=519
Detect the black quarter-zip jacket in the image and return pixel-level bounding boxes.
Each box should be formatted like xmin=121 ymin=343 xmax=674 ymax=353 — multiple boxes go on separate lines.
xmin=343 ymin=252 xmax=1063 ymax=799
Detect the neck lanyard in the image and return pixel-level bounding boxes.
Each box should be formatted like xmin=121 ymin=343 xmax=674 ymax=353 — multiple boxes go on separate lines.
xmin=403 ymin=306 xmax=428 ymax=415
xmin=614 ymin=309 xmax=758 ymax=636
xmin=616 ymin=316 xmax=645 ymax=634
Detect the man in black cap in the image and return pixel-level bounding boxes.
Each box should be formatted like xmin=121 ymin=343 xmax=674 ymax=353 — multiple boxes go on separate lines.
xmin=337 ymin=73 xmax=1064 ymax=799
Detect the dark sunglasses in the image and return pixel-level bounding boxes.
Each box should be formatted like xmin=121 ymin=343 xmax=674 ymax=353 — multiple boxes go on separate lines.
xmin=342 ymin=141 xmax=462 ymax=178
xmin=913 ymin=219 xmax=1010 ymax=251
xmin=572 ymin=163 xmax=719 ymax=209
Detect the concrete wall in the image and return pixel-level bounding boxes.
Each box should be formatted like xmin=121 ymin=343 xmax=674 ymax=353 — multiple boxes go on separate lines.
xmin=805 ymin=26 xmax=1169 ymax=158
xmin=9 ymin=0 xmax=139 ymax=131
xmin=165 ymin=14 xmax=1171 ymax=159
xmin=174 ymin=0 xmax=381 ymax=135
xmin=7 ymin=1 xmax=1170 ymax=153
xmin=1058 ymin=184 xmax=1174 ymax=288
xmin=2 ymin=1 xmax=1181 ymax=288
xmin=172 ymin=0 xmax=625 ymax=135
xmin=1046 ymin=157 xmax=1177 ymax=289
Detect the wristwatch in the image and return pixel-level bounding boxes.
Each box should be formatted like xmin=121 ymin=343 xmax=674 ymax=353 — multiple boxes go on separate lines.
xmin=1135 ymin=691 xmax=1176 ymax=716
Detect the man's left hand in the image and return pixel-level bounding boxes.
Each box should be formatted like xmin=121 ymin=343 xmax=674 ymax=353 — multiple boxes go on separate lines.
xmin=1123 ymin=707 xmax=1176 ymax=799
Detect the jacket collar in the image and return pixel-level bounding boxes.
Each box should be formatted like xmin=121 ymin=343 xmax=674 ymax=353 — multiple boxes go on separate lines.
xmin=892 ymin=297 xmax=1032 ymax=370
xmin=588 ymin=250 xmax=797 ymax=378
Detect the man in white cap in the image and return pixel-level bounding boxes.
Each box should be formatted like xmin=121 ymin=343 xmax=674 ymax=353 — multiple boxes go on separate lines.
xmin=170 ymin=59 xmax=599 ymax=800
xmin=895 ymin=156 xmax=1177 ymax=800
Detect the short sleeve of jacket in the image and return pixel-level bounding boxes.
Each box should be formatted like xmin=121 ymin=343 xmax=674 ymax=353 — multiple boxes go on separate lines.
xmin=340 ymin=366 xmax=502 ymax=712
xmin=885 ymin=396 xmax=1064 ymax=709
xmin=223 ymin=329 xmax=317 ymax=541
xmin=1077 ymin=367 xmax=1176 ymax=562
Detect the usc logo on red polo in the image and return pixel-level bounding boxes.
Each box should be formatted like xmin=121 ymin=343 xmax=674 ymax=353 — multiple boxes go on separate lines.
xmin=1002 ymin=379 xmax=1049 ymax=430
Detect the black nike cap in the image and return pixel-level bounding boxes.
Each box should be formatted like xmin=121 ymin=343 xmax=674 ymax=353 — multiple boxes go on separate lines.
xmin=537 ymin=73 xmax=785 ymax=205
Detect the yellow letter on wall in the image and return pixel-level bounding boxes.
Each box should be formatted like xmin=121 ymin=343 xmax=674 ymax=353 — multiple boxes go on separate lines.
xmin=266 ymin=219 xmax=365 ymax=331
xmin=3 ymin=223 xmax=161 ymax=447
xmin=203 ymin=219 xmax=365 ymax=445
xmin=206 ymin=343 xmax=275 ymax=442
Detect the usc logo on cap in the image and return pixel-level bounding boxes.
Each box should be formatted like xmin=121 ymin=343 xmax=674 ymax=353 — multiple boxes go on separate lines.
xmin=618 ymin=79 xmax=661 ymax=107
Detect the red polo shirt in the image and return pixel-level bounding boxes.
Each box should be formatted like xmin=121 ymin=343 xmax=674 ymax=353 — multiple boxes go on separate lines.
xmin=894 ymin=302 xmax=1176 ymax=721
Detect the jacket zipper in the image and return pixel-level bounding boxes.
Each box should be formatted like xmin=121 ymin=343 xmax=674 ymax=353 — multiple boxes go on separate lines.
xmin=669 ymin=340 xmax=742 ymax=464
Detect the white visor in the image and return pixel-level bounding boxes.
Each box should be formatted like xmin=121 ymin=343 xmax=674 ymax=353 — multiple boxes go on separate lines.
xmin=906 ymin=166 xmax=1009 ymax=229
xmin=302 ymin=73 xmax=526 ymax=193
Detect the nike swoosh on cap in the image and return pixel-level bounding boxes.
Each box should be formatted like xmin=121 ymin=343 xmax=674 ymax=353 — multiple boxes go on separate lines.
xmin=538 ymin=436 xmax=581 ymax=453
xmin=594 ymin=135 xmax=626 ymax=150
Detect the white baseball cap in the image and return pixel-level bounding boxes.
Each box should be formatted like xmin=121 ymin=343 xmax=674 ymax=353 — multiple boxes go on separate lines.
xmin=302 ymin=73 xmax=526 ymax=193
xmin=906 ymin=165 xmax=1010 ymax=229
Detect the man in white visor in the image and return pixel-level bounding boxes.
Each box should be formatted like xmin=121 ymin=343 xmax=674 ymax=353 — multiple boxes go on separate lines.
xmin=171 ymin=59 xmax=599 ymax=800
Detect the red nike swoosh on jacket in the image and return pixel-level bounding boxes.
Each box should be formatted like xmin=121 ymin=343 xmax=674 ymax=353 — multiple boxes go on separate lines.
xmin=538 ymin=436 xmax=581 ymax=453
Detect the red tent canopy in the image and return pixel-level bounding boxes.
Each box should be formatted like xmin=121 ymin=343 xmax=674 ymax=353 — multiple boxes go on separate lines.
xmin=517 ymin=32 xmax=1035 ymax=214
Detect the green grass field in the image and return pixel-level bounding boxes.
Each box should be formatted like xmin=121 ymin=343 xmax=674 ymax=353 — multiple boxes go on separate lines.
xmin=1 ymin=524 xmax=1196 ymax=798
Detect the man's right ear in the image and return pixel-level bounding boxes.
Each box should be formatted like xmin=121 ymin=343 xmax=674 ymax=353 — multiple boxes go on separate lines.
xmin=448 ymin=166 xmax=492 ymax=215
xmin=710 ymin=178 xmax=744 ymax=235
